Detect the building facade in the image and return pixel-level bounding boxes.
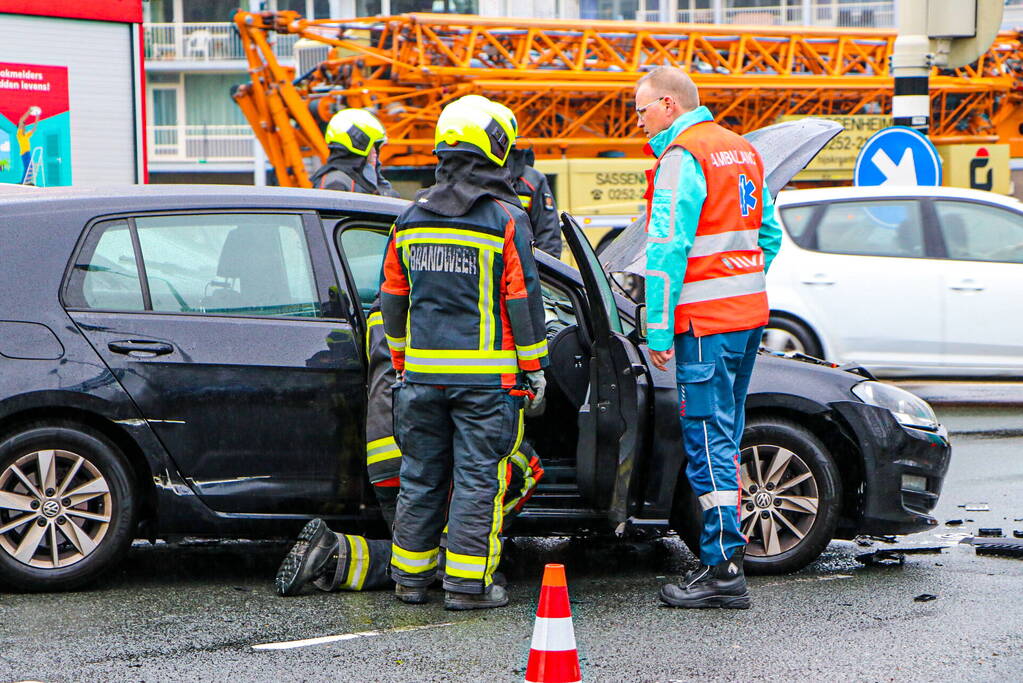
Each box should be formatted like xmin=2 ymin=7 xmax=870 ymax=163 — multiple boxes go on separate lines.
xmin=144 ymin=0 xmax=1023 ymax=185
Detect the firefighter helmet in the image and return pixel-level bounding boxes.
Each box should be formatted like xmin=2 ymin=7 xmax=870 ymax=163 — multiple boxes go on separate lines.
xmin=435 ymin=98 xmax=515 ymax=166
xmin=324 ymin=108 xmax=387 ymax=157
xmin=457 ymin=95 xmax=518 ymax=139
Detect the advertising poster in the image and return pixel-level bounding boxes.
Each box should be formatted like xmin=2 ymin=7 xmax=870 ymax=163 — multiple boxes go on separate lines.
xmin=0 ymin=62 xmax=71 ymax=186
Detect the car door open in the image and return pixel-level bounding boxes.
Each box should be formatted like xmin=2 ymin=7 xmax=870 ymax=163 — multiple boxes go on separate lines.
xmin=561 ymin=213 xmax=650 ymax=526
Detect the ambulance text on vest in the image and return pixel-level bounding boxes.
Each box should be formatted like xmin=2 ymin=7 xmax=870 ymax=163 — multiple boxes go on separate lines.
xmin=709 ymin=150 xmax=757 ymax=167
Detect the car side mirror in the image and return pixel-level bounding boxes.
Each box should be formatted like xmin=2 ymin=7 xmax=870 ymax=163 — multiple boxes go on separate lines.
xmin=635 ymin=303 xmax=648 ymax=343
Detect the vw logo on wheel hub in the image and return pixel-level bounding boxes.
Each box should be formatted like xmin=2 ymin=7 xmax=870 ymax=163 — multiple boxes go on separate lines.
xmin=41 ymin=500 xmax=61 ymax=518
xmin=754 ymin=491 xmax=773 ymax=509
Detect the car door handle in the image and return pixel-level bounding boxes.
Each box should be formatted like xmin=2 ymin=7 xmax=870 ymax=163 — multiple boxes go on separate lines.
xmin=801 ymin=274 xmax=835 ymax=286
xmin=949 ymin=279 xmax=985 ymax=292
xmin=108 ymin=340 xmax=174 ymax=357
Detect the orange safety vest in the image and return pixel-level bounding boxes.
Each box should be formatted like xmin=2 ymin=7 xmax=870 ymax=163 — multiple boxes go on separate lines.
xmin=645 ymin=120 xmax=769 ymax=337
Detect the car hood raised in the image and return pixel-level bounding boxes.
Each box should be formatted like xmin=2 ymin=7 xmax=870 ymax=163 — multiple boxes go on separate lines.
xmin=598 ymin=117 xmax=842 ymax=276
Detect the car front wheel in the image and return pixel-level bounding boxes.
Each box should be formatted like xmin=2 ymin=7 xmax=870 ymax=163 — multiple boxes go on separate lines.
xmin=0 ymin=423 xmax=137 ymax=591
xmin=672 ymin=417 xmax=841 ymax=575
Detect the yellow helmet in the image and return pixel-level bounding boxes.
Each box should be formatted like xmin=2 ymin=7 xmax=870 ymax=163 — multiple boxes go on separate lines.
xmin=324 ymin=108 xmax=387 ymax=157
xmin=435 ymin=98 xmax=515 ymax=166
xmin=456 ymin=95 xmax=518 ymax=139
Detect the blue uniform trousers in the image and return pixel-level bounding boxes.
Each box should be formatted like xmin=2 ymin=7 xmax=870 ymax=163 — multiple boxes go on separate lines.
xmin=674 ymin=326 xmax=762 ymax=565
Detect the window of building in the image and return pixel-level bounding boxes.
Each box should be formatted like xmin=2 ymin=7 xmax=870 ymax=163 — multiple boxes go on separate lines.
xmin=390 ymin=0 xmax=479 ymax=12
xmin=934 ymin=200 xmax=1023 ymax=264
xmin=183 ymin=0 xmax=239 ymax=22
xmin=581 ymin=0 xmax=640 ymax=20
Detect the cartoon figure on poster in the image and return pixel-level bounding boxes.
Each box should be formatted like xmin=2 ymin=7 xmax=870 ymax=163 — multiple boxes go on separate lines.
xmin=0 ymin=62 xmax=72 ymax=186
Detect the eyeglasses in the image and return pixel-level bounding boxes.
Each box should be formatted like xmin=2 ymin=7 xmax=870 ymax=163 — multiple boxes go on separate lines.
xmin=636 ymin=96 xmax=666 ymax=117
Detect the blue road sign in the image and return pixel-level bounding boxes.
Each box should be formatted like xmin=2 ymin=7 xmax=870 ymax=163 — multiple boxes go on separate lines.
xmin=853 ymin=126 xmax=942 ymax=187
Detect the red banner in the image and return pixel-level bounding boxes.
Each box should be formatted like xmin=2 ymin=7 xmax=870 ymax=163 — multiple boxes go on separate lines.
xmin=0 ymin=63 xmax=70 ymax=124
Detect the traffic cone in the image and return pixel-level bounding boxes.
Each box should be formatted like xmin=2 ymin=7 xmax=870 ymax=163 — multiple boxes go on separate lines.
xmin=525 ymin=563 xmax=581 ymax=683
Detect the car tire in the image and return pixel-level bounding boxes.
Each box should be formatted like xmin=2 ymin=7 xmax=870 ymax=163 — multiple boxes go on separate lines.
xmin=762 ymin=315 xmax=822 ymax=358
xmin=0 ymin=423 xmax=137 ymax=591
xmin=671 ymin=417 xmax=841 ymax=575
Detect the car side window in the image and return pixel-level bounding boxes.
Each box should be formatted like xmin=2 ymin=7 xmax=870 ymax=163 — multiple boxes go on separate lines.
xmin=813 ymin=200 xmax=924 ymax=257
xmin=338 ymin=226 xmax=389 ymax=308
xmin=134 ymin=213 xmax=321 ymax=317
xmin=778 ymin=204 xmax=815 ymax=244
xmin=65 ymin=219 xmax=145 ymax=311
xmin=934 ymin=200 xmax=1023 ymax=264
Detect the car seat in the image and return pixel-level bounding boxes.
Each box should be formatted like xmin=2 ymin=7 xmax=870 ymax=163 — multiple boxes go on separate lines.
xmin=943 ymin=214 xmax=969 ymax=258
xmin=203 ymin=224 xmax=289 ymax=314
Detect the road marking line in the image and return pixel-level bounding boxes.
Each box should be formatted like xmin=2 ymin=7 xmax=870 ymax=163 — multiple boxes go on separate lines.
xmin=252 ymin=622 xmax=455 ymax=651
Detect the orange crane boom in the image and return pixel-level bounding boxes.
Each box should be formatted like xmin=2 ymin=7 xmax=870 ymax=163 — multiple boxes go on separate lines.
xmin=232 ymin=10 xmax=1023 ymax=187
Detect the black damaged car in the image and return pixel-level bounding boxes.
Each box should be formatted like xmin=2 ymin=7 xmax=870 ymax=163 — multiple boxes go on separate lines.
xmin=0 ymin=183 xmax=950 ymax=591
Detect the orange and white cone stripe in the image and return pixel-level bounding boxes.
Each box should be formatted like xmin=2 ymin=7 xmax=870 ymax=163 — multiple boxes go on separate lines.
xmin=525 ymin=563 xmax=581 ymax=683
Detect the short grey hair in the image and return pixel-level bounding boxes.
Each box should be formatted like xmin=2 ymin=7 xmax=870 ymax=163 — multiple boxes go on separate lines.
xmin=635 ymin=66 xmax=700 ymax=111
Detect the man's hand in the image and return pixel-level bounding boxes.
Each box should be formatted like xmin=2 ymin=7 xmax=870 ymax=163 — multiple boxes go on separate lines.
xmin=524 ymin=370 xmax=546 ymax=411
xmin=649 ymin=347 xmax=675 ymax=372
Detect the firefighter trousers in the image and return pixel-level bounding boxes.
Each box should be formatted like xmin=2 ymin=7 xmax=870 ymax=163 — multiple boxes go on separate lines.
xmin=390 ymin=383 xmax=524 ymax=594
xmin=315 ymin=443 xmax=542 ymax=592
xmin=675 ymin=326 xmax=762 ymax=566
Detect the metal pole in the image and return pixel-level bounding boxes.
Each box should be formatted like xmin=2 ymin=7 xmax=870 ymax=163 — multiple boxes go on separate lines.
xmin=249 ymin=0 xmax=268 ymax=186
xmin=713 ymin=0 xmax=724 ymax=25
xmin=801 ymin=0 xmax=812 ymax=26
xmin=891 ymin=0 xmax=930 ymax=134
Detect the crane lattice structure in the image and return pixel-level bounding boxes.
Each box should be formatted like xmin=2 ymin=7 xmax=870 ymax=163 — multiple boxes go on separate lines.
xmin=232 ymin=10 xmax=1023 ymax=187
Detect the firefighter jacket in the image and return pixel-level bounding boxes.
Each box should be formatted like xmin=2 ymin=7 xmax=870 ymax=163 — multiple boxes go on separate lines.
xmin=507 ymin=149 xmax=561 ymax=257
xmin=310 ymin=145 xmax=401 ymax=197
xmin=380 ymin=161 xmax=550 ymax=388
xmin=644 ymin=106 xmax=782 ymax=351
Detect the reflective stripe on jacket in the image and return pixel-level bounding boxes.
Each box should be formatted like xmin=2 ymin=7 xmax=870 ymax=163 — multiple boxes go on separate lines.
xmin=380 ymin=197 xmax=549 ymax=388
xmin=644 ymin=106 xmax=781 ymax=350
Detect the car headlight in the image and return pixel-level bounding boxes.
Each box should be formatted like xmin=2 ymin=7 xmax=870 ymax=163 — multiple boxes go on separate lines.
xmin=851 ymin=381 xmax=939 ymax=431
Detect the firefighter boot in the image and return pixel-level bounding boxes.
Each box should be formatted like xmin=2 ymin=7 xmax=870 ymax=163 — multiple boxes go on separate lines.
xmin=659 ymin=547 xmax=750 ymax=609
xmin=444 ymin=584 xmax=509 ymax=611
xmin=275 ymin=519 xmax=344 ymax=597
xmin=395 ymin=583 xmax=429 ymax=604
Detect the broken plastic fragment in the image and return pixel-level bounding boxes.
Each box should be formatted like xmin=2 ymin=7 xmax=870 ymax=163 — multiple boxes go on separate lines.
xmin=968 ymin=538 xmax=1023 ymax=558
xmin=856 ymin=549 xmax=905 ymax=567
xmin=978 ymin=528 xmax=1003 ymax=537
xmin=945 ymin=519 xmax=963 ymax=526
xmin=914 ymin=593 xmax=937 ymax=602
xmin=962 ymin=504 xmax=990 ymax=512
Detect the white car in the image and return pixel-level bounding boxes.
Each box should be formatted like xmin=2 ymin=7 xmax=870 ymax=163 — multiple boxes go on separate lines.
xmin=764 ymin=185 xmax=1023 ymax=377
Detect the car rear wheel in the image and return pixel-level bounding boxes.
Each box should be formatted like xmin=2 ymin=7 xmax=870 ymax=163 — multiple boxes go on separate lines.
xmin=0 ymin=423 xmax=137 ymax=591
xmin=671 ymin=418 xmax=841 ymax=575
xmin=762 ymin=315 xmax=822 ymax=358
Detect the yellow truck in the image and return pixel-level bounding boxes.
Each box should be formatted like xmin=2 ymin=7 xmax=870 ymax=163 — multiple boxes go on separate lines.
xmin=535 ymin=158 xmax=650 ymax=265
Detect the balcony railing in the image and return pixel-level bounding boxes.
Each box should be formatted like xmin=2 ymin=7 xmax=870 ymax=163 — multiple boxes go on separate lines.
xmin=144 ymin=22 xmax=298 ymax=62
xmin=642 ymin=2 xmax=894 ymax=28
xmin=149 ymin=125 xmax=256 ymax=163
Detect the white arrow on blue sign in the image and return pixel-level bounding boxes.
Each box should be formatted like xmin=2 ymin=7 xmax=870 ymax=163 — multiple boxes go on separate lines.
xmin=853 ymin=126 xmax=942 ymax=187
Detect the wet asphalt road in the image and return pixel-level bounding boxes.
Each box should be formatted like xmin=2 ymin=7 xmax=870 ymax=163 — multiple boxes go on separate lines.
xmin=2 ymin=396 xmax=1023 ymax=682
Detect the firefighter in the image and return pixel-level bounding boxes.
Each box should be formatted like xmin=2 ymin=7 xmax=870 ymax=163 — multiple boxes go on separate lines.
xmin=381 ymin=97 xmax=548 ymax=610
xmin=310 ymin=108 xmax=400 ymax=198
xmin=635 ymin=67 xmax=781 ymax=609
xmin=274 ymin=99 xmax=548 ymax=600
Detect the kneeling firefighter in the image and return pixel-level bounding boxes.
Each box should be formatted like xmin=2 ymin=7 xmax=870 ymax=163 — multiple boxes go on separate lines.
xmin=310 ymin=108 xmax=400 ymax=198
xmin=383 ymin=97 xmax=549 ymax=610
xmin=275 ymin=98 xmax=548 ymax=602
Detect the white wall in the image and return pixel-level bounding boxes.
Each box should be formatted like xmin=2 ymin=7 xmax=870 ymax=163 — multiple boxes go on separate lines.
xmin=0 ymin=14 xmax=140 ymax=184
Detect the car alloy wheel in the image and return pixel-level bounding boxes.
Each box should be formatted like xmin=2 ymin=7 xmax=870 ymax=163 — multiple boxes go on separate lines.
xmin=0 ymin=449 xmax=112 ymax=569
xmin=740 ymin=444 xmax=818 ymax=557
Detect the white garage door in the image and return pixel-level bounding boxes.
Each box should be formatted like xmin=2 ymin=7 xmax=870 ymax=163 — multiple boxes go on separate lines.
xmin=0 ymin=14 xmax=140 ymax=185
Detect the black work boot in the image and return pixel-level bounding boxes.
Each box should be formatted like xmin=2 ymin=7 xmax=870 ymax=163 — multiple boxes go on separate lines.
xmin=444 ymin=583 xmax=509 ymax=611
xmin=659 ymin=547 xmax=750 ymax=609
xmin=395 ymin=583 xmax=429 ymax=604
xmin=275 ymin=519 xmax=343 ymax=597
